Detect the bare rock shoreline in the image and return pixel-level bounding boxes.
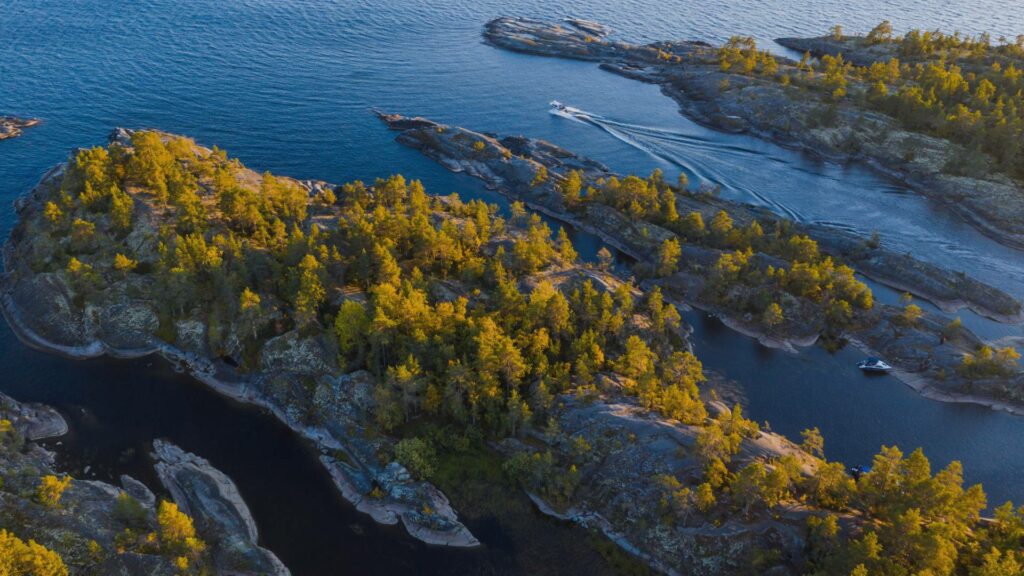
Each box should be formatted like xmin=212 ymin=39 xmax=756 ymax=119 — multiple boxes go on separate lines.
xmin=153 ymin=440 xmax=291 ymax=575
xmin=0 ymin=391 xmax=68 ymax=441
xmin=0 ymin=267 xmax=480 ymax=550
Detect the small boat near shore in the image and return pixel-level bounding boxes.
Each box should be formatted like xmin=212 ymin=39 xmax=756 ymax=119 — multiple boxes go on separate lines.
xmin=857 ymin=357 xmax=892 ymax=373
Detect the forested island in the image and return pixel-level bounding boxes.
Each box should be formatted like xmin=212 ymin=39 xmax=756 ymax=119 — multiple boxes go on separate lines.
xmin=0 ymin=116 xmax=40 ymax=141
xmin=377 ymin=111 xmax=1024 ymax=413
xmin=484 ymin=17 xmax=1024 ymax=251
xmin=2 ymin=128 xmax=1024 ymax=575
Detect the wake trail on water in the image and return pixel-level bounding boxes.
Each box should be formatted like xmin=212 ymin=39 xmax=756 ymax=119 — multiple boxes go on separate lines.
xmin=550 ymin=105 xmax=1024 ymax=299
xmin=550 ymin=104 xmax=804 ymax=221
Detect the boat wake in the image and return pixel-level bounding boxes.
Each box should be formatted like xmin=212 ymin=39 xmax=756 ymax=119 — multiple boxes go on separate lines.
xmin=548 ymin=101 xmax=594 ymax=124
xmin=547 ymin=102 xmax=1024 ymax=303
xmin=549 ymin=101 xmax=804 ymax=221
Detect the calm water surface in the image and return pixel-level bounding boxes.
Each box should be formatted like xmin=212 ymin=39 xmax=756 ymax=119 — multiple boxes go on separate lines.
xmin=3 ymin=1 xmax=1024 ymax=573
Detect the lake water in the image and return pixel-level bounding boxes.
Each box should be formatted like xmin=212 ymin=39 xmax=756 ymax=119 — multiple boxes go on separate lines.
xmin=3 ymin=1 xmax=1024 ymax=573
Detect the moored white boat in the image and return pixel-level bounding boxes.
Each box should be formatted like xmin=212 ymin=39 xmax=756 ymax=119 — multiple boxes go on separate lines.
xmin=857 ymin=357 xmax=892 ymax=372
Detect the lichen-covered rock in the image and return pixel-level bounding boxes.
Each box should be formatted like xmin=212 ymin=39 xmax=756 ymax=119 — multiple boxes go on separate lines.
xmin=4 ymin=272 xmax=87 ymax=347
xmin=312 ymin=370 xmax=375 ymax=422
xmin=260 ymin=331 xmax=336 ymax=376
xmin=0 ymin=392 xmax=68 ymax=441
xmin=853 ymin=306 xmax=1024 ymax=409
xmin=98 ymin=302 xmax=159 ymax=350
xmin=174 ymin=319 xmax=208 ymax=354
xmin=120 ymin=475 xmax=157 ymax=510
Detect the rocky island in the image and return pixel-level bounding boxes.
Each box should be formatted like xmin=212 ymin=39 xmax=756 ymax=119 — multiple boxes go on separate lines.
xmin=378 ymin=111 xmax=1024 ymax=414
xmin=0 ymin=392 xmax=288 ymax=575
xmin=484 ymin=17 xmax=1024 ymax=251
xmin=152 ymin=440 xmax=290 ymax=574
xmin=0 ymin=115 xmax=40 ymax=141
xmin=1 ymin=129 xmax=477 ymax=550
xmin=3 ymin=128 xmax=1023 ymax=575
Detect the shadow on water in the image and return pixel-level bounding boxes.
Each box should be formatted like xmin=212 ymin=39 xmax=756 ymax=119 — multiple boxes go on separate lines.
xmin=0 ymin=328 xmax=633 ymax=576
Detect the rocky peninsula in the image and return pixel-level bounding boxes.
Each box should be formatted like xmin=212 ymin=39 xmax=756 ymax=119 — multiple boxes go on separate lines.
xmin=483 ymin=17 xmax=1024 ymax=251
xmin=0 ymin=115 xmax=40 ymax=140
xmin=0 ymin=392 xmax=288 ymax=575
xmin=152 ymin=440 xmax=290 ymax=575
xmin=4 ymin=127 xmax=1020 ymax=576
xmin=0 ymin=128 xmax=478 ymax=549
xmin=0 ymin=391 xmax=67 ymax=441
xmin=377 ymin=111 xmax=1024 ymax=413
xmin=0 ymin=128 xmax=794 ymax=573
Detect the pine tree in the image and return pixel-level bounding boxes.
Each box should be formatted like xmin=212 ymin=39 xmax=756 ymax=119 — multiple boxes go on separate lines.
xmin=710 ymin=210 xmax=733 ymax=238
xmin=239 ymin=288 xmax=262 ymax=339
xmin=681 ymin=211 xmax=706 ymax=239
xmin=35 ymin=475 xmax=72 ymax=509
xmin=556 ymin=227 xmax=578 ymax=263
xmin=44 ymin=201 xmax=65 ymax=227
xmin=657 ymin=238 xmax=682 ymax=277
xmin=762 ymin=302 xmax=784 ymax=329
xmin=660 ymin=187 xmax=679 ymax=223
xmin=335 ymin=300 xmax=369 ymax=364
xmin=0 ymin=530 xmax=68 ymax=576
xmin=801 ymin=427 xmax=825 ymax=458
xmin=559 ymin=169 xmax=583 ymax=209
xmin=294 ymin=254 xmax=325 ymax=327
xmin=506 ymin=388 xmax=532 ymax=437
xmin=113 ymin=253 xmax=137 ymax=273
xmin=373 ymin=244 xmax=402 ymax=287
xmin=531 ymin=165 xmax=549 ymax=187
xmin=157 ymin=501 xmax=205 ymax=557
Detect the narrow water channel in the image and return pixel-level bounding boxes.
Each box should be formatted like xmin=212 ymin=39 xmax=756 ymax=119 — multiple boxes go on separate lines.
xmin=523 ymin=68 xmax=1024 ymax=508
xmin=0 ymin=328 xmax=636 ymax=575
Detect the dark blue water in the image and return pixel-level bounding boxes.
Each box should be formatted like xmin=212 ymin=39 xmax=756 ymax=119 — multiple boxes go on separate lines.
xmin=3 ymin=1 xmax=1024 ymax=572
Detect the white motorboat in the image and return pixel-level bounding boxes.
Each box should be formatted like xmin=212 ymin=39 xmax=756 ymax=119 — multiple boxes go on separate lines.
xmin=549 ymin=100 xmax=590 ymax=121
xmin=857 ymin=357 xmax=892 ymax=373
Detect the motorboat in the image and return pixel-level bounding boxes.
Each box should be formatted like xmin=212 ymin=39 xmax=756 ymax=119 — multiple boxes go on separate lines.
xmin=857 ymin=357 xmax=892 ymax=373
xmin=548 ymin=101 xmax=596 ymax=125
xmin=549 ymin=100 xmax=587 ymax=119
